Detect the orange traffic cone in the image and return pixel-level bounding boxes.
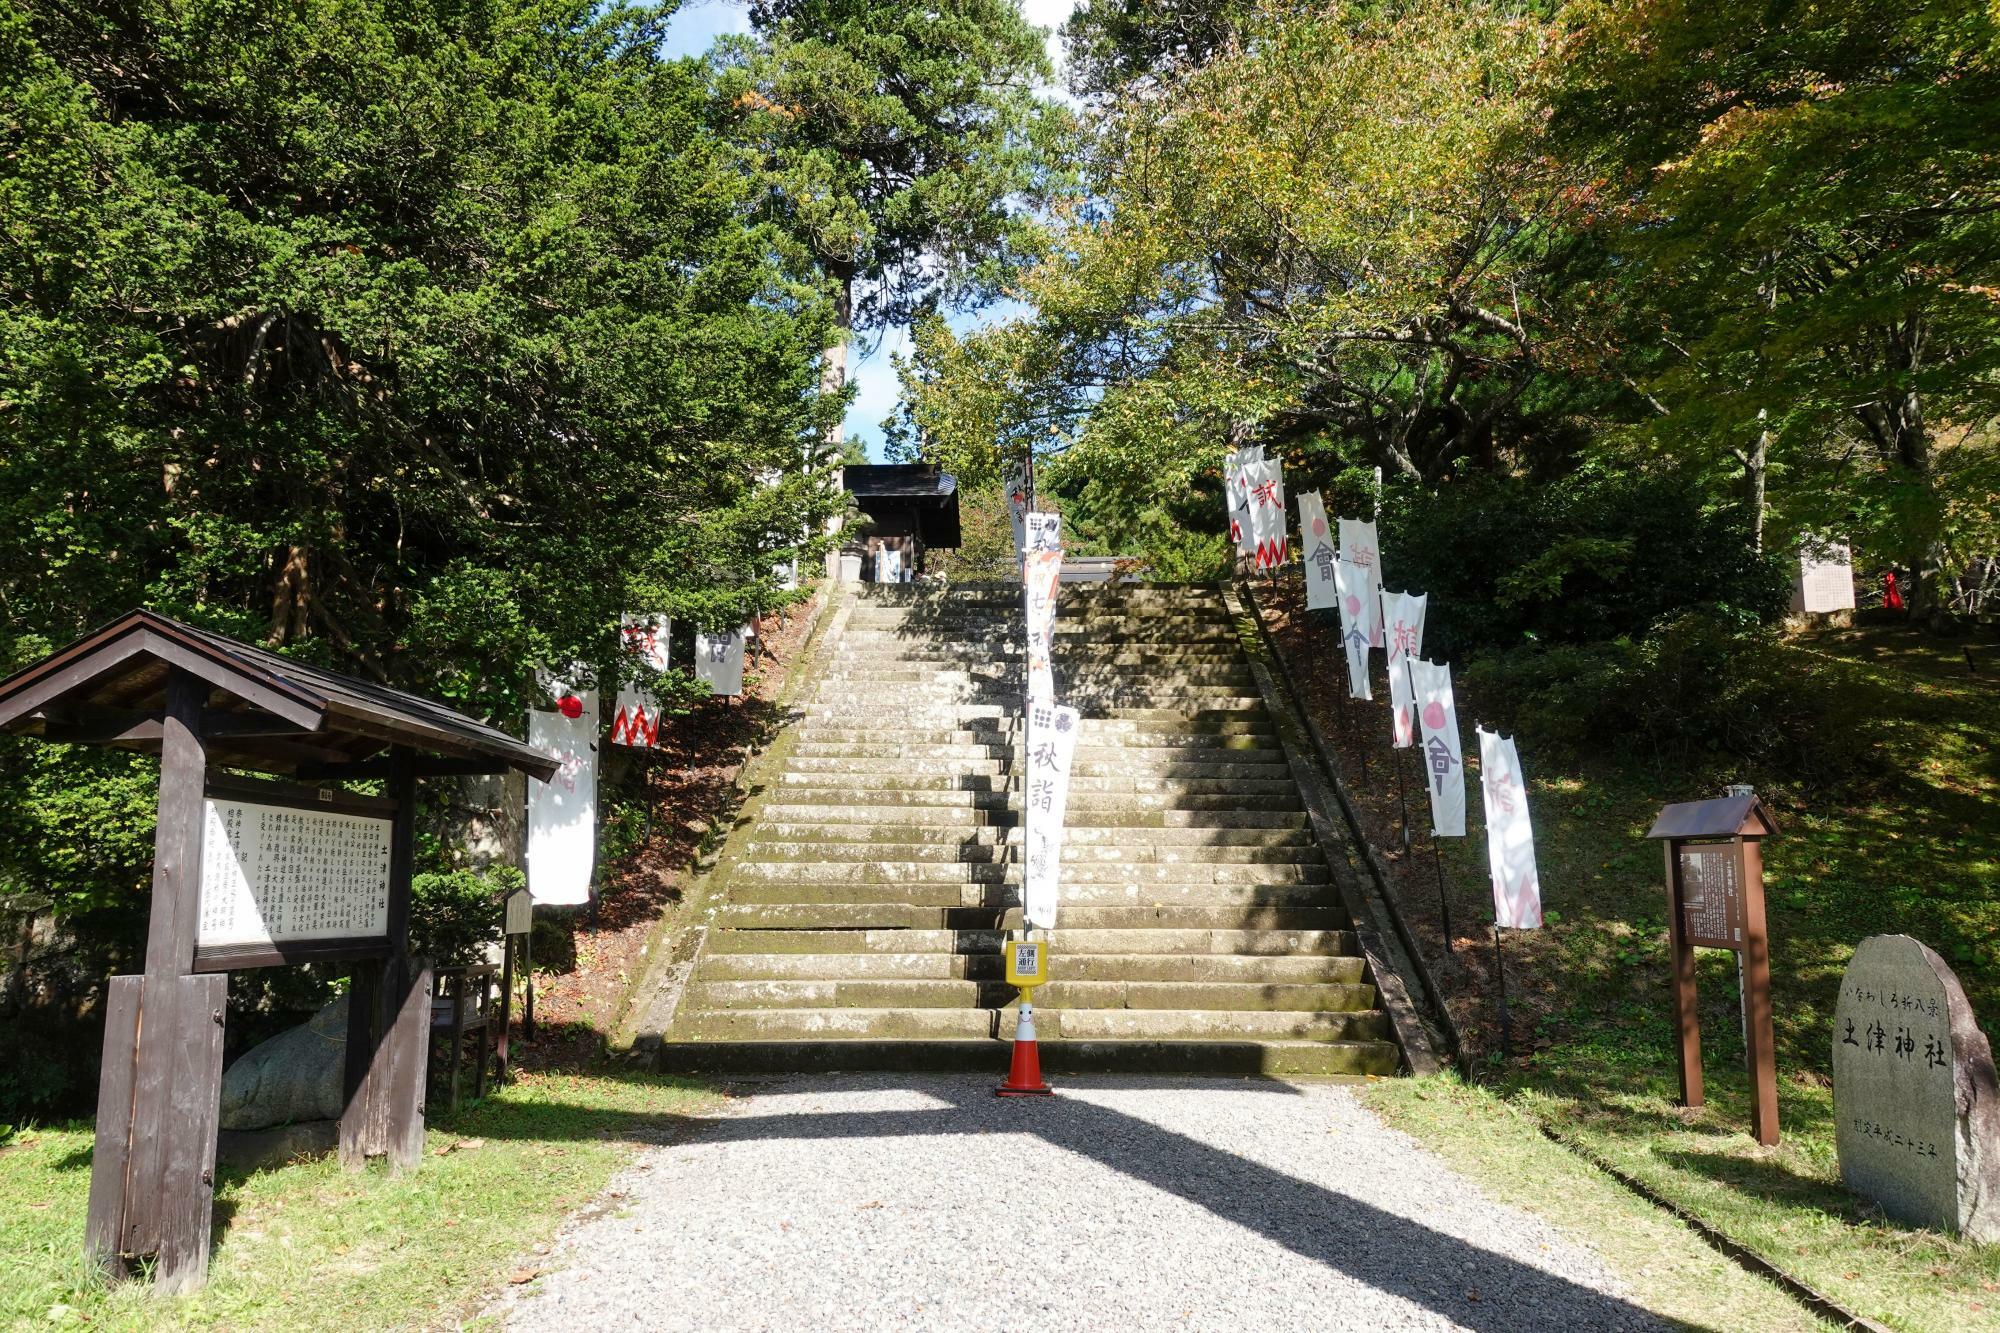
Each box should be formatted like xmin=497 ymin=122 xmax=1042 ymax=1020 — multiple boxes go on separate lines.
xmin=997 ymin=998 xmax=1053 ymax=1097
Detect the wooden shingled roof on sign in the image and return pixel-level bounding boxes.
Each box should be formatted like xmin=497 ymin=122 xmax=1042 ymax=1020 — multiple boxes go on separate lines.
xmin=1645 ymin=793 xmax=1779 ymax=840
xmin=0 ymin=609 xmax=557 ymax=781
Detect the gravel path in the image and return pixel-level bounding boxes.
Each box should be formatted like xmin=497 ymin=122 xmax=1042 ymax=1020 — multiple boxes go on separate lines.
xmin=492 ymin=1074 xmax=1667 ymax=1332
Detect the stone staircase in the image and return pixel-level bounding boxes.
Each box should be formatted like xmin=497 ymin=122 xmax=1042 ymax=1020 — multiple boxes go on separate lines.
xmin=656 ymin=583 xmax=1404 ymax=1077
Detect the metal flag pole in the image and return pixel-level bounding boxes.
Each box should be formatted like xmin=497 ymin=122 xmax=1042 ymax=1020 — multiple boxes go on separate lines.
xmin=1492 ymin=923 xmax=1513 ymax=1059
xmin=1394 ymin=742 xmax=1411 ymax=854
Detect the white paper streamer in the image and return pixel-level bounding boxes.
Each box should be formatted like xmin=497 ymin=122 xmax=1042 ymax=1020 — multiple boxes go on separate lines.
xmin=695 ymin=626 xmax=747 ymax=697
xmin=1409 ymin=657 xmax=1465 ymax=837
xmin=1478 ymin=729 xmax=1543 ymax=929
xmin=527 ymin=674 xmax=598 ymax=906
xmin=1022 ymin=700 xmax=1080 ymax=930
xmin=611 ymin=613 xmax=670 ymax=748
xmin=1338 ymin=517 xmax=1384 ymax=646
xmin=1334 ymin=558 xmax=1373 ymax=700
xmin=1379 ymin=590 xmax=1428 ymax=748
xmin=1298 ymin=491 xmax=1339 ymax=611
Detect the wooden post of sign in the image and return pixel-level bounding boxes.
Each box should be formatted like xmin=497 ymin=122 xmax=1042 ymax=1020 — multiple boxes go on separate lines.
xmin=1663 ymin=840 xmax=1705 ymax=1110
xmin=340 ymin=748 xmax=429 ymax=1170
xmin=83 ymin=673 xmax=228 ymax=1293
xmin=1739 ymin=833 xmax=1779 ymax=1146
xmin=1649 ymin=793 xmax=1781 ymax=1147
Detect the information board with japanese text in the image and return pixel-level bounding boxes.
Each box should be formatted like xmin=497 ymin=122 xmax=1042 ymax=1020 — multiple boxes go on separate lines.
xmin=197 ymin=798 xmax=392 ymax=948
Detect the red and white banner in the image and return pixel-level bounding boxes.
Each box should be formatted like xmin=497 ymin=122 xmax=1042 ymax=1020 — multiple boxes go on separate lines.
xmin=1380 ymin=590 xmax=1428 ymax=748
xmin=696 ymin=626 xmax=747 ymax=697
xmin=1477 ymin=728 xmax=1542 ymax=929
xmin=1025 ymin=511 xmax=1061 ymax=555
xmin=1024 ymin=547 xmax=1062 ymax=702
xmin=611 ymin=613 xmax=670 ymax=747
xmin=1338 ymin=517 xmax=1384 ymax=646
xmin=1334 ymin=558 xmax=1373 ymax=700
xmin=1225 ymin=445 xmax=1263 ymax=557
xmin=1409 ymin=657 xmax=1465 ymax=837
xmin=1006 ymin=460 xmax=1030 ymax=561
xmin=1298 ymin=490 xmax=1339 ymax=611
xmin=1243 ymin=456 xmax=1287 ymax=570
xmin=1023 ymin=700 xmax=1080 ymax=930
xmin=527 ymin=671 xmax=598 ymax=906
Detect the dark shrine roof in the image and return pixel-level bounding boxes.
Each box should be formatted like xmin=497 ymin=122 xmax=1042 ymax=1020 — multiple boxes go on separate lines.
xmin=1646 ymin=793 xmax=1779 ymax=840
xmin=0 ymin=609 xmax=557 ymax=781
xmin=842 ymin=464 xmax=962 ymax=548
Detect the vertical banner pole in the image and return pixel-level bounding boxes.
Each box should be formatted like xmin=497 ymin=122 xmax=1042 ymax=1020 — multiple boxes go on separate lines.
xmin=1394 ymin=748 xmax=1411 ymax=854
xmin=1491 ymin=924 xmax=1512 ymax=1058
xmin=1433 ymin=842 xmax=1454 ymax=954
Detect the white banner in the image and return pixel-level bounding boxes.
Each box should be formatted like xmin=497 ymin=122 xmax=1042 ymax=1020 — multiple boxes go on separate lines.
xmin=1243 ymin=457 xmax=1287 ymax=570
xmin=527 ymin=676 xmax=599 ymax=906
xmin=1023 ymin=700 xmax=1080 ymax=930
xmin=1380 ymin=590 xmax=1428 ymax=748
xmin=1298 ymin=491 xmax=1339 ymax=610
xmin=611 ymin=613 xmax=670 ymax=747
xmin=696 ymin=626 xmax=748 ymax=697
xmin=1005 ymin=461 xmax=1030 ymax=560
xmin=1477 ymin=729 xmax=1542 ymax=929
xmin=1025 ymin=511 xmax=1061 ymax=554
xmin=1409 ymin=657 xmax=1465 ymax=837
xmin=1338 ymin=517 xmax=1384 ymax=646
xmin=1225 ymin=445 xmax=1263 ymax=557
xmin=1334 ymin=558 xmax=1373 ymax=700
xmin=1023 ymin=547 xmax=1062 ymax=701
xmin=876 ymin=547 xmax=904 ymax=583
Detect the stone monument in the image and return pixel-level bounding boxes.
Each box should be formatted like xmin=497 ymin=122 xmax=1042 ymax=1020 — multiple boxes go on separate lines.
xmin=1833 ymin=934 xmax=2000 ymax=1239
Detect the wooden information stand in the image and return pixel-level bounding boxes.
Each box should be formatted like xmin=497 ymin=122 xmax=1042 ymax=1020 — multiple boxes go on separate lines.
xmin=1646 ymin=792 xmax=1781 ymax=1147
xmin=0 ymin=611 xmax=555 ymax=1293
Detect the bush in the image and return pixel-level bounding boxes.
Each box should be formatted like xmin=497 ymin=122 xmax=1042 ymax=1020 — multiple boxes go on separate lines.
xmin=1463 ymin=613 xmax=1880 ymax=785
xmin=409 ymin=866 xmax=522 ymax=967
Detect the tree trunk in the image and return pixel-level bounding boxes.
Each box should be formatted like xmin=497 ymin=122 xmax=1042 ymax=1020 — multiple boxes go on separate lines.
xmin=820 ymin=270 xmax=853 ymax=579
xmin=1744 ymin=410 xmax=1769 ymax=554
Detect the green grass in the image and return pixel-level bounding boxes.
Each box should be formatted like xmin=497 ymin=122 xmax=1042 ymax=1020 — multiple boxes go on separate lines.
xmin=1412 ymin=626 xmax=2000 ymax=1331
xmin=0 ymin=1069 xmax=719 ymax=1332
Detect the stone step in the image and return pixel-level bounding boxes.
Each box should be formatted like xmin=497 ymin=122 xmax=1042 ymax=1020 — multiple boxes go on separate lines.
xmin=807 ymin=703 xmax=1267 ymax=723
xmin=788 ymin=743 xmax=1290 ymax=765
xmin=701 ymin=927 xmax=1361 ymax=957
xmin=751 ymin=822 xmax=1311 ymax=848
xmin=824 ymin=664 xmax=1257 ymax=684
xmin=675 ymin=1005 xmax=1391 ymax=1045
xmin=758 ymin=800 xmax=1306 ymax=827
xmin=712 ymin=903 xmax=1343 ymax=931
xmin=731 ymin=859 xmax=1329 ymax=887
xmin=782 ymin=757 xmax=1292 ymax=780
xmin=797 ymin=719 xmax=1276 ymax=742
xmin=696 ymin=951 xmax=1368 ymax=983
xmin=656 ymin=1038 xmax=1401 ymax=1078
xmin=738 ymin=840 xmax=1316 ymax=865
xmin=830 ymin=648 xmax=1246 ymax=666
xmin=687 ymin=978 xmax=1377 ymax=1013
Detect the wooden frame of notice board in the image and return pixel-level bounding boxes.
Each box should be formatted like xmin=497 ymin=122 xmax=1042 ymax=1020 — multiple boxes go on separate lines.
xmin=0 ymin=610 xmax=556 ymax=1296
xmin=1648 ymin=793 xmax=1782 ymax=1147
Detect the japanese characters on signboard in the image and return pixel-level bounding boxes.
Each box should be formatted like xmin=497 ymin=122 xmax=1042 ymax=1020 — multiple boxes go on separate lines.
xmin=197 ymin=800 xmax=392 ymax=949
xmin=1338 ymin=517 xmax=1384 ymax=646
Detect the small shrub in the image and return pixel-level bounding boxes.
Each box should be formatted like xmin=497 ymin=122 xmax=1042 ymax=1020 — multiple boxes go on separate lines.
xmin=410 ymin=866 xmax=521 ymax=967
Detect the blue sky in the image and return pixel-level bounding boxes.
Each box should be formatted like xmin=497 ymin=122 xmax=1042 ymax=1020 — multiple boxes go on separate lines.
xmin=661 ymin=1 xmax=1074 ymax=461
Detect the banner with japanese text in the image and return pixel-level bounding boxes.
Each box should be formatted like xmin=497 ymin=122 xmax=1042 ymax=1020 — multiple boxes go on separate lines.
xmin=1024 ymin=547 xmax=1062 ymax=701
xmin=1244 ymin=456 xmax=1287 ymax=570
xmin=1334 ymin=558 xmax=1373 ymax=700
xmin=1006 ymin=460 xmax=1030 ymax=560
xmin=611 ymin=613 xmax=670 ymax=747
xmin=1410 ymin=657 xmax=1465 ymax=837
xmin=527 ymin=670 xmax=598 ymax=906
xmin=695 ymin=626 xmax=747 ymax=697
xmin=1338 ymin=517 xmax=1384 ymax=646
xmin=1477 ymin=729 xmax=1543 ymax=929
xmin=1298 ymin=490 xmax=1339 ymax=610
xmin=1023 ymin=700 xmax=1080 ymax=930
xmin=1225 ymin=444 xmax=1263 ymax=558
xmin=1380 ymin=590 xmax=1428 ymax=748
xmin=1025 ymin=511 xmax=1061 ymax=555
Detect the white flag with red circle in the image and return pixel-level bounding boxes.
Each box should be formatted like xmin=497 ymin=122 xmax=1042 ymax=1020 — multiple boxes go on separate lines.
xmin=1334 ymin=558 xmax=1373 ymax=700
xmin=1338 ymin=517 xmax=1384 ymax=646
xmin=1410 ymin=657 xmax=1465 ymax=837
xmin=528 ymin=671 xmax=599 ymax=905
xmin=1298 ymin=491 xmax=1339 ymax=610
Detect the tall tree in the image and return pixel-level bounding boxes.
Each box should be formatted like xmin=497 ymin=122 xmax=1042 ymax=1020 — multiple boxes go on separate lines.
xmin=719 ymin=0 xmax=1056 ymax=462
xmin=1552 ymin=0 xmax=2000 ymax=611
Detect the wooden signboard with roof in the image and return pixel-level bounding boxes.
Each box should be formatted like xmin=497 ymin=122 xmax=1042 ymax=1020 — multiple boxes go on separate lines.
xmin=0 ymin=610 xmax=556 ymax=1294
xmin=1646 ymin=791 xmax=1781 ymax=1147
